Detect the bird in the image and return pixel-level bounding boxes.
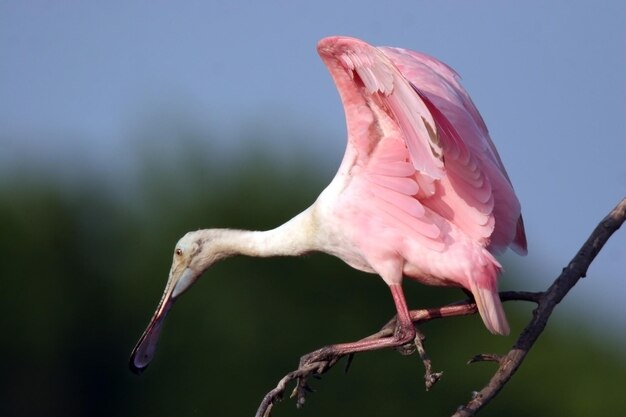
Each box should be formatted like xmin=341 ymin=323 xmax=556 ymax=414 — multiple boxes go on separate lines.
xmin=129 ymin=36 xmax=527 ymax=374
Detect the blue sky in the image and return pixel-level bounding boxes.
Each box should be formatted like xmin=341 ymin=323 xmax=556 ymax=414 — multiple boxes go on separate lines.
xmin=1 ymin=1 xmax=625 ymax=344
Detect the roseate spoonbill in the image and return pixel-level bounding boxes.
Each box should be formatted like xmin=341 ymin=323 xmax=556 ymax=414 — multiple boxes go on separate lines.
xmin=129 ymin=36 xmax=527 ymax=374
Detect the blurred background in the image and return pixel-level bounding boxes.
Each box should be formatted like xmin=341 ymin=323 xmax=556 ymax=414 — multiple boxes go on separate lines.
xmin=1 ymin=1 xmax=624 ymax=416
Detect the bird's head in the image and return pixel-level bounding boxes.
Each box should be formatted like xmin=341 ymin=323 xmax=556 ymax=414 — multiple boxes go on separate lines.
xmin=128 ymin=230 xmax=220 ymax=374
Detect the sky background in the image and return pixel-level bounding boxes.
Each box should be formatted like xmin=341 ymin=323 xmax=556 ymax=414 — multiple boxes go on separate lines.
xmin=1 ymin=1 xmax=624 ymax=345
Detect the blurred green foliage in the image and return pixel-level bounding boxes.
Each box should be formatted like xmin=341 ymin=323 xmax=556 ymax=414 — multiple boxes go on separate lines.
xmin=0 ymin=128 xmax=623 ymax=417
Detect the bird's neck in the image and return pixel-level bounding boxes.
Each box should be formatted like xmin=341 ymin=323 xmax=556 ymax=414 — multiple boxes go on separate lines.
xmin=200 ymin=206 xmax=318 ymax=260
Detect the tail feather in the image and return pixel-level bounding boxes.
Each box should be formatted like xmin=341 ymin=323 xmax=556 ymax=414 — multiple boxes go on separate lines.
xmin=470 ymin=279 xmax=509 ymax=335
xmin=468 ymin=252 xmax=509 ymax=335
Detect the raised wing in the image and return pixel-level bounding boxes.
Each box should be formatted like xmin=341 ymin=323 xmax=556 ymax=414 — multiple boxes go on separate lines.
xmin=381 ymin=46 xmax=527 ymax=254
xmin=318 ymin=37 xmax=445 ymax=181
xmin=318 ymin=36 xmax=526 ymax=255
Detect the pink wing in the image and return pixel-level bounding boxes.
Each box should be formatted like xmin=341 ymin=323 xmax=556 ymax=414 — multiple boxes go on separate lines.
xmin=381 ymin=46 xmax=527 ymax=254
xmin=319 ymin=36 xmax=526 ymax=255
xmin=318 ymin=37 xmax=526 ymax=335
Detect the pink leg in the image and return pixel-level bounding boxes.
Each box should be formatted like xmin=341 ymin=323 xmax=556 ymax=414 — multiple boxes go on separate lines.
xmin=299 ymin=284 xmax=416 ymax=362
xmin=294 ymin=284 xmax=416 ymax=406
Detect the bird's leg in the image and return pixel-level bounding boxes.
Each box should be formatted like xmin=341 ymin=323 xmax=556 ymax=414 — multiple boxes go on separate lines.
xmin=297 ymin=284 xmax=415 ymax=366
xmin=293 ymin=284 xmax=415 ymax=407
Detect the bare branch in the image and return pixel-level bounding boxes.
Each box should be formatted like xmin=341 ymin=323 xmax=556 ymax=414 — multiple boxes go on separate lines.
xmin=452 ymin=197 xmax=626 ymax=416
xmin=414 ymin=328 xmax=444 ymax=390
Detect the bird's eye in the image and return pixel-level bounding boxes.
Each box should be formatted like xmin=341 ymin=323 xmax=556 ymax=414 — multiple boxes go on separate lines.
xmin=175 ymin=248 xmax=183 ymax=256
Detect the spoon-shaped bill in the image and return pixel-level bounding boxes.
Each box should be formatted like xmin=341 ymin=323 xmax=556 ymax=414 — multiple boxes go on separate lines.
xmin=129 ymin=267 xmax=196 ymax=374
xmin=128 ymin=292 xmax=175 ymax=374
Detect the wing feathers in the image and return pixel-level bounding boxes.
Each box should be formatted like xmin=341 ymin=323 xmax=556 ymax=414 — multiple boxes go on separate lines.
xmin=372 ymin=193 xmax=442 ymax=242
xmin=368 ymin=180 xmax=424 ymax=217
xmin=384 ymin=81 xmax=444 ymax=179
xmin=331 ymin=39 xmax=445 ymax=180
xmin=318 ymin=36 xmax=526 ymax=257
xmin=367 ymin=160 xmax=415 ymax=176
xmin=365 ymin=173 xmax=419 ymax=195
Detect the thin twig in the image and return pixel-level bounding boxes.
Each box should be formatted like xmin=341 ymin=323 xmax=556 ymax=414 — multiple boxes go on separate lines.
xmin=467 ymin=353 xmax=503 ymax=365
xmin=414 ymin=328 xmax=443 ymax=390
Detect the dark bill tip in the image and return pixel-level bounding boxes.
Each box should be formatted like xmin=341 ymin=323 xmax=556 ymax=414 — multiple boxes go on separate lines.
xmin=128 ymin=328 xmax=154 ymax=375
xmin=128 ymin=356 xmax=149 ymax=375
xmin=128 ymin=296 xmax=174 ymax=375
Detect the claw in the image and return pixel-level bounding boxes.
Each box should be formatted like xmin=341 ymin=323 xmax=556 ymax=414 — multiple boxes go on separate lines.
xmin=344 ymin=353 xmax=355 ymax=373
xmin=296 ymin=383 xmax=312 ymax=408
xmin=261 ymin=402 xmax=274 ymax=417
xmin=396 ymin=341 xmax=417 ymax=356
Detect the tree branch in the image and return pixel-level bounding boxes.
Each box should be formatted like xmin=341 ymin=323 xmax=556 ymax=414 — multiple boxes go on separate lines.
xmin=452 ymin=196 xmax=626 ymax=416
xmin=255 ymin=197 xmax=626 ymax=417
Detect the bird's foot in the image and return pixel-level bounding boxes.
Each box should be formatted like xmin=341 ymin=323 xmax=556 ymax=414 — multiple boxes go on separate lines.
xmin=396 ymin=341 xmax=417 ymax=355
xmin=254 ymin=345 xmax=350 ymax=417
xmin=253 ymin=349 xmax=339 ymax=417
xmin=292 ymin=347 xmax=342 ymax=408
xmin=392 ymin=319 xmax=417 ymax=356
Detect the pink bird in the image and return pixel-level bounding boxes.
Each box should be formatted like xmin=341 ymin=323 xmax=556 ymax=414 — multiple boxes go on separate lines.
xmin=129 ymin=36 xmax=527 ymax=373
